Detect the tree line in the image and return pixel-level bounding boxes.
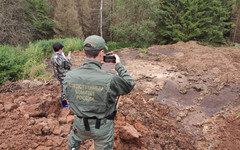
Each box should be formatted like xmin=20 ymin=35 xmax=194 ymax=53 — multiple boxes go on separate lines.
xmin=0 ymin=0 xmax=54 ymax=46
xmin=0 ymin=0 xmax=239 ymax=46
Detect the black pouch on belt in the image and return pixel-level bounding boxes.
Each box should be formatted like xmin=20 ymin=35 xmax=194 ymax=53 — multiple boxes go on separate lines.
xmin=82 ymin=117 xmax=101 ymax=131
xmin=106 ymin=96 xmax=119 ymax=120
xmin=105 ymin=109 xmax=117 ymax=120
xmin=83 ymin=118 xmax=90 ymax=131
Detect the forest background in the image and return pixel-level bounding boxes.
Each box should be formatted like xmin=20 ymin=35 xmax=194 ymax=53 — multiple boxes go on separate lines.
xmin=1 ymin=0 xmax=240 ymax=84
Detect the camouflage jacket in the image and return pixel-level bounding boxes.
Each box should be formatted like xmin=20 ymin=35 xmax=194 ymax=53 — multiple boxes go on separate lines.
xmin=63 ymin=59 xmax=136 ymax=119
xmin=51 ymin=53 xmax=72 ymax=81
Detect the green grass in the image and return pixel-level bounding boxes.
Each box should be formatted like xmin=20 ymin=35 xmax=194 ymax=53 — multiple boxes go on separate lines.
xmin=138 ymin=48 xmax=147 ymax=57
xmin=34 ymin=38 xmax=84 ymax=57
xmin=0 ymin=45 xmax=28 ymax=84
xmin=0 ymin=38 xmax=84 ymax=84
xmin=0 ymin=38 xmax=146 ymax=84
xmin=106 ymin=41 xmax=135 ymax=52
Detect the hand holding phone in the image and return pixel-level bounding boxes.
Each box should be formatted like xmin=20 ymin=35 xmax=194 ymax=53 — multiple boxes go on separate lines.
xmin=68 ymin=51 xmax=71 ymax=57
xmin=114 ymin=54 xmax=120 ymax=64
xmin=103 ymin=55 xmax=116 ymax=63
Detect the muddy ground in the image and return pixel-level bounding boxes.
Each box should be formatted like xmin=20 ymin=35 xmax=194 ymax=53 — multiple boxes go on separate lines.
xmin=0 ymin=41 xmax=240 ymax=150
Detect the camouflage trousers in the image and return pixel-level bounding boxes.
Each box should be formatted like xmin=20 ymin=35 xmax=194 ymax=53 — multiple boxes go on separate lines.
xmin=68 ymin=117 xmax=114 ymax=150
xmin=60 ymin=81 xmax=70 ymax=107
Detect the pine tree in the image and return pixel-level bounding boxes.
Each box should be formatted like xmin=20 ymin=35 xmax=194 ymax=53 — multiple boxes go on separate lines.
xmin=24 ymin=0 xmax=55 ymax=39
xmin=110 ymin=0 xmax=157 ymax=44
xmin=157 ymin=0 xmax=236 ymax=45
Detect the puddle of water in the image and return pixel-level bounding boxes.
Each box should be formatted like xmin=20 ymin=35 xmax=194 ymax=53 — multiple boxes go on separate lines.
xmin=200 ymin=85 xmax=240 ymax=116
xmin=156 ymin=80 xmax=199 ymax=109
xmin=157 ymin=81 xmax=240 ymax=117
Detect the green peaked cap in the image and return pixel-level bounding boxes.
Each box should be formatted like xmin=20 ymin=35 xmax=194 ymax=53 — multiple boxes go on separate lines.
xmin=84 ymin=35 xmax=108 ymax=51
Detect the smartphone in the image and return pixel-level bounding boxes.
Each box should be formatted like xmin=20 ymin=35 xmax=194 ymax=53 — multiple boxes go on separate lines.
xmin=103 ymin=55 xmax=116 ymax=63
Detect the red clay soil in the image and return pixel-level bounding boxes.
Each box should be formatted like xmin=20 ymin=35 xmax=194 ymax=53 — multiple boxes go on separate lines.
xmin=0 ymin=41 xmax=240 ymax=150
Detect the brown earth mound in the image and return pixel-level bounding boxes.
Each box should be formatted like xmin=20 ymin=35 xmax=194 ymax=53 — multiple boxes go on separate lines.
xmin=0 ymin=41 xmax=240 ymax=150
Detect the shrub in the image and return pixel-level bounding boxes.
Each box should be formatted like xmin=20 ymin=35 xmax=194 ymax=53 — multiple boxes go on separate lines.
xmin=0 ymin=45 xmax=26 ymax=84
xmin=110 ymin=0 xmax=157 ymax=44
xmin=22 ymin=44 xmax=44 ymax=79
xmin=34 ymin=38 xmax=83 ymax=57
xmin=0 ymin=38 xmax=86 ymax=84
xmin=62 ymin=38 xmax=84 ymax=53
xmin=21 ymin=38 xmax=84 ymax=80
xmin=24 ymin=0 xmax=55 ymax=39
xmin=138 ymin=48 xmax=147 ymax=57
xmin=106 ymin=41 xmax=134 ymax=52
xmin=26 ymin=61 xmax=52 ymax=80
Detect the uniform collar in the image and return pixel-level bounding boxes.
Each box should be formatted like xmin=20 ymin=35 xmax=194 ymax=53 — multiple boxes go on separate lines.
xmin=83 ymin=59 xmax=102 ymax=69
xmin=55 ymin=52 xmax=66 ymax=60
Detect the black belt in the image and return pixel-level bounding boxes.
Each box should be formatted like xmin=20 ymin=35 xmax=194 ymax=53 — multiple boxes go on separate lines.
xmin=77 ymin=106 xmax=118 ymax=131
xmin=76 ymin=97 xmax=120 ymax=131
xmin=77 ymin=116 xmax=101 ymax=131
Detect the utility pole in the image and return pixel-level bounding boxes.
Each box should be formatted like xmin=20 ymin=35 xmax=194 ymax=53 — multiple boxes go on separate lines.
xmin=233 ymin=4 xmax=240 ymax=43
xmin=100 ymin=0 xmax=103 ymax=37
xmin=110 ymin=0 xmax=114 ymax=41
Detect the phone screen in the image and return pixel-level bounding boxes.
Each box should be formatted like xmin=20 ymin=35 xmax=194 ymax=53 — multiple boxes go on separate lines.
xmin=103 ymin=55 xmax=116 ymax=63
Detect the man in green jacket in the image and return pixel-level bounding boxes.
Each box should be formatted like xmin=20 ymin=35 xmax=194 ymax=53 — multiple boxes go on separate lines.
xmin=63 ymin=35 xmax=136 ymax=150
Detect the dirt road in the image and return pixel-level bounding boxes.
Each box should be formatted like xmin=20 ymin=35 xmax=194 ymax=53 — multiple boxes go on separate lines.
xmin=0 ymin=41 xmax=240 ymax=149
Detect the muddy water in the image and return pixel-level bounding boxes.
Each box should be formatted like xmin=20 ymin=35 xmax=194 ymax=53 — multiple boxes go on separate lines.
xmin=157 ymin=80 xmax=240 ymax=119
xmin=156 ymin=80 xmax=198 ymax=109
xmin=200 ymin=85 xmax=240 ymax=116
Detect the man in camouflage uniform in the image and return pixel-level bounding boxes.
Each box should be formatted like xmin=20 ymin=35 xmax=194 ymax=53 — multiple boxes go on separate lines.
xmin=51 ymin=42 xmax=72 ymax=107
xmin=63 ymin=35 xmax=136 ymax=150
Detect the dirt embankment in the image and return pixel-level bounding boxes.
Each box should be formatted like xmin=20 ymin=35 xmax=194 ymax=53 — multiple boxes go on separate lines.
xmin=0 ymin=41 xmax=240 ymax=150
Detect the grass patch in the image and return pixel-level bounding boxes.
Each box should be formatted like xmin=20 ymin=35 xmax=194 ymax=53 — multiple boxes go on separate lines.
xmin=106 ymin=41 xmax=134 ymax=52
xmin=0 ymin=45 xmax=27 ymax=84
xmin=106 ymin=41 xmax=150 ymax=52
xmin=138 ymin=48 xmax=147 ymax=57
xmin=1 ymin=38 xmax=148 ymax=84
xmin=0 ymin=38 xmax=84 ymax=84
xmin=34 ymin=38 xmax=84 ymax=57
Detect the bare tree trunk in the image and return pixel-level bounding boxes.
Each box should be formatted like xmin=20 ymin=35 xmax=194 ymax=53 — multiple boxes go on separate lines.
xmin=233 ymin=5 xmax=240 ymax=43
xmin=100 ymin=0 xmax=103 ymax=37
xmin=110 ymin=0 xmax=114 ymax=41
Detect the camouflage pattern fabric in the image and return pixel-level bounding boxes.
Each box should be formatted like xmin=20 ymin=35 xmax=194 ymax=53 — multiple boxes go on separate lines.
xmin=51 ymin=52 xmax=72 ymax=107
xmin=51 ymin=52 xmax=72 ymax=81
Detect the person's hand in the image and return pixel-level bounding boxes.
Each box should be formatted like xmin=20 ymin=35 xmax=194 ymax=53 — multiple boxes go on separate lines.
xmin=101 ymin=60 xmax=105 ymax=64
xmin=114 ymin=54 xmax=120 ymax=64
xmin=68 ymin=51 xmax=71 ymax=58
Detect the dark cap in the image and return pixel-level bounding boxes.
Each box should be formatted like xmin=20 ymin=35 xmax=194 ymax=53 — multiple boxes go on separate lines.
xmin=84 ymin=35 xmax=108 ymax=51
